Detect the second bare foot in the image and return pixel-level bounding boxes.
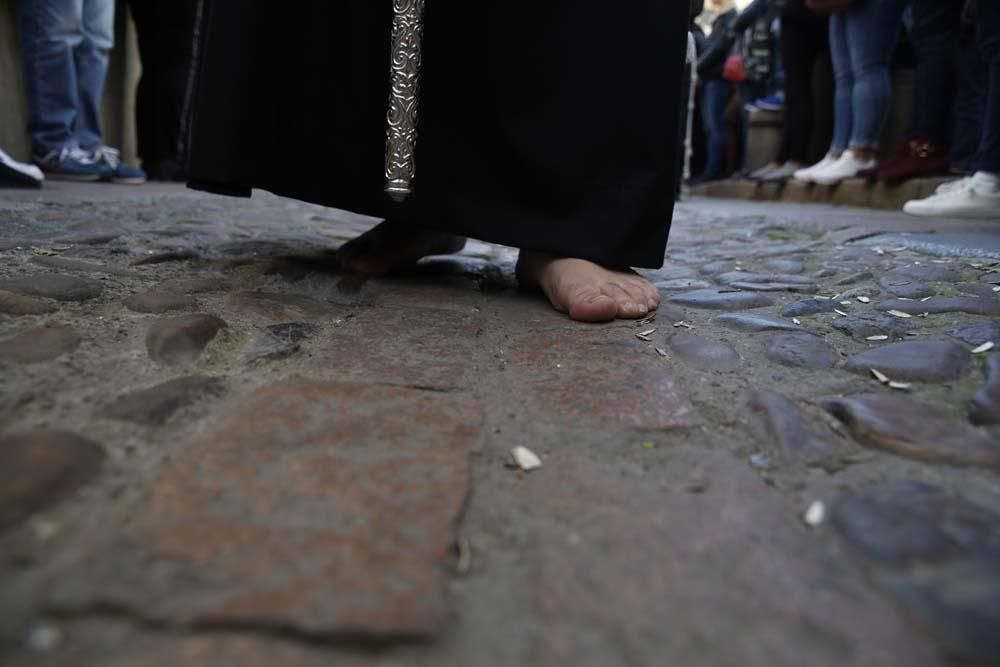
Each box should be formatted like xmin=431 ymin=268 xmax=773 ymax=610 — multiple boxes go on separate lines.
xmin=515 ymin=250 xmax=660 ymax=322
xmin=337 ymin=221 xmax=467 ymax=277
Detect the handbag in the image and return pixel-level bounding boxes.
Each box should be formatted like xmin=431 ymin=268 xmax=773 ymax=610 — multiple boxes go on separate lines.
xmin=722 ymin=39 xmax=747 ymax=83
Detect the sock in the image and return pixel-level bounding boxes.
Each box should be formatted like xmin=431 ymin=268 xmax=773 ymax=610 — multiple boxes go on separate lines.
xmin=972 ymin=171 xmax=1000 ymax=194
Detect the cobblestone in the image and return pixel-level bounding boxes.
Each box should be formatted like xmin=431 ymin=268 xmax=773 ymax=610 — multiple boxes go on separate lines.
xmin=2 ymin=185 xmax=999 ymax=666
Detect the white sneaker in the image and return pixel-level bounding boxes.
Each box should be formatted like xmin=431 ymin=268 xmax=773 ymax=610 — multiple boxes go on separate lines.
xmin=810 ymin=150 xmax=877 ymax=186
xmin=903 ymin=176 xmax=1000 ymax=219
xmin=793 ymin=153 xmax=839 ymax=183
xmin=0 ymin=147 xmax=44 ymax=187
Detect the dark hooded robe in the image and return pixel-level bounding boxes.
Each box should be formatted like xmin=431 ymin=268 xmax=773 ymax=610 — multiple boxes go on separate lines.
xmin=187 ymin=1 xmax=690 ymax=268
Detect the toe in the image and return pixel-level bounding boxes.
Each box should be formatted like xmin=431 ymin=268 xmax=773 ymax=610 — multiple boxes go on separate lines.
xmin=604 ymin=283 xmax=647 ymax=318
xmin=566 ymin=287 xmax=618 ymax=322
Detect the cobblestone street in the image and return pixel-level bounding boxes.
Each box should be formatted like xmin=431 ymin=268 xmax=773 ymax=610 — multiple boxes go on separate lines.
xmin=2 ymin=183 xmax=999 ymax=666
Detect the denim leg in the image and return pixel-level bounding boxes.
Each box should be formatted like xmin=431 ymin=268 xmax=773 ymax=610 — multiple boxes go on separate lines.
xmin=17 ymin=0 xmax=85 ymax=154
xmin=908 ymin=0 xmax=961 ymax=143
xmin=700 ymin=80 xmax=730 ymax=179
xmin=828 ymin=14 xmax=852 ymax=152
xmin=843 ymin=0 xmax=909 ymax=149
xmin=976 ymin=0 xmax=1000 ymax=173
xmin=75 ymin=0 xmax=115 ymax=150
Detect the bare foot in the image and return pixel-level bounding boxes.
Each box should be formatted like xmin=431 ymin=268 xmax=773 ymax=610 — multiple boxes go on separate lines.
xmin=337 ymin=221 xmax=467 ymax=276
xmin=515 ymin=250 xmax=660 ymax=322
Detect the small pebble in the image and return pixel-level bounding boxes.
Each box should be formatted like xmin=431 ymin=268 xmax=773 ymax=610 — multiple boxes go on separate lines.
xmin=803 ymin=501 xmax=825 ymax=527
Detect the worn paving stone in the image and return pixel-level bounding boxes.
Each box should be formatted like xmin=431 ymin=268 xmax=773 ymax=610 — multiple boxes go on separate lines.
xmin=243 ymin=322 xmax=317 ymax=364
xmin=885 ymin=263 xmax=965 ymax=283
xmin=834 ymin=271 xmax=874 ymax=286
xmin=699 ymin=260 xmax=735 ymax=276
xmin=0 ymin=326 xmax=82 ymax=364
xmin=716 ymin=272 xmax=815 ymax=287
xmin=839 ymin=285 xmax=882 ymax=300
xmin=970 ymin=354 xmax=1000 ymax=425
xmin=878 ymin=296 xmax=1000 ymax=317
xmin=832 ymin=480 xmax=1000 ymax=662
xmin=944 ymin=320 xmax=1000 ymax=346
xmin=825 ymin=394 xmax=1000 ymax=469
xmin=668 ymin=332 xmax=741 ymax=371
xmin=158 ymin=275 xmax=230 ymax=294
xmin=124 ymin=291 xmax=199 ymax=314
xmin=48 ymin=380 xmax=480 ymax=638
xmin=879 ymin=276 xmax=934 ymax=299
xmin=667 ymin=289 xmax=775 ymax=310
xmin=0 ymin=274 xmax=103 ymax=302
xmin=30 ymin=254 xmax=138 ymax=277
xmin=956 ymin=282 xmax=998 ymax=298
xmin=145 ymin=314 xmax=227 ymax=366
xmin=654 ymin=278 xmax=713 ymax=290
xmin=782 ymin=298 xmax=838 ymax=317
xmin=527 ymin=453 xmax=936 ymax=666
xmin=748 ymin=390 xmax=844 ymax=463
xmin=130 ymin=250 xmax=198 ymax=266
xmin=0 ymin=430 xmax=105 ymax=531
xmin=507 ymin=330 xmax=697 ymax=429
xmin=100 ymin=376 xmax=227 ymax=426
xmin=978 ymin=272 xmax=1000 ymax=284
xmin=714 ymin=312 xmax=813 ymax=333
xmin=312 ymin=307 xmax=479 ymax=391
xmin=831 ymin=311 xmax=918 ymax=340
xmin=844 ymin=341 xmax=970 ymax=382
xmin=0 ymin=290 xmax=57 ymax=315
xmin=812 ymin=267 xmax=839 ymax=279
xmin=225 ymin=291 xmax=333 ymax=321
xmin=727 ymin=281 xmax=818 ymax=293
xmin=765 ymin=259 xmax=804 ymax=274
xmin=766 ymin=332 xmax=839 ymax=369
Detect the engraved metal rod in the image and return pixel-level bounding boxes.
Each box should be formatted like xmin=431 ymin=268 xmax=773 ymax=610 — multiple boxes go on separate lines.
xmin=384 ymin=0 xmax=426 ymax=203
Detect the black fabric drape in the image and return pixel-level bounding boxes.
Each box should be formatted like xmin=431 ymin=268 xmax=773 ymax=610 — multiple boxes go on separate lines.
xmin=187 ymin=1 xmax=689 ymax=268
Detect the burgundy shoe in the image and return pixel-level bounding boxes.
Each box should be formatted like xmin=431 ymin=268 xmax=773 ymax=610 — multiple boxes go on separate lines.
xmin=859 ymin=143 xmax=908 ymax=181
xmin=878 ymin=141 xmax=951 ymax=184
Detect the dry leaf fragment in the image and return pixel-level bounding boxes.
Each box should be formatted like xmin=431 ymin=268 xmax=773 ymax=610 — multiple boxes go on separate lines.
xmin=510 ymin=446 xmax=542 ymax=471
xmin=834 ymin=309 xmax=848 ymax=317
xmin=840 ymin=301 xmax=851 ymax=306
xmin=889 ymin=281 xmax=911 ymax=286
xmin=638 ymin=328 xmax=657 ymax=337
xmin=866 ymin=335 xmax=889 ymax=341
xmin=920 ymin=296 xmax=932 ymax=301
xmin=856 ymin=296 xmax=871 ymax=304
xmin=636 ymin=333 xmax=652 ymax=342
xmin=887 ymin=310 xmax=912 ymax=318
xmin=30 ymin=246 xmax=70 ymax=256
xmin=792 ymin=318 xmax=801 ymax=325
xmin=888 ymin=381 xmax=912 ymax=390
xmin=673 ymin=321 xmax=694 ymax=329
xmin=972 ymin=341 xmax=995 ymax=354
xmin=654 ymin=347 xmax=669 ymax=358
xmin=803 ymin=501 xmax=826 ymax=527
xmin=993 ymin=286 xmax=1000 ymax=293
xmin=874 ymin=247 xmax=885 ymax=255
xmin=870 ymin=368 xmax=890 ymax=384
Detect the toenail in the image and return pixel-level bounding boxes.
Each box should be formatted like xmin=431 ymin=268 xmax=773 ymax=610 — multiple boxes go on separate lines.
xmin=637 ymin=304 xmax=648 ymax=314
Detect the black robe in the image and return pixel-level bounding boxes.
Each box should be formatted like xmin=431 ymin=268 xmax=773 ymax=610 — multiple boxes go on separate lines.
xmin=187 ymin=1 xmax=689 ymax=268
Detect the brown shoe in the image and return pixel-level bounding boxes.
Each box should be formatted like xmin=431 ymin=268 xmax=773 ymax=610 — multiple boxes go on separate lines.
xmin=878 ymin=141 xmax=951 ymax=184
xmin=859 ymin=143 xmax=908 ymax=181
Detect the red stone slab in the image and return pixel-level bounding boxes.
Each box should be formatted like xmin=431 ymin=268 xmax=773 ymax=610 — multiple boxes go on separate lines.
xmin=506 ymin=330 xmax=697 ymax=429
xmin=49 ymin=380 xmax=481 ymax=638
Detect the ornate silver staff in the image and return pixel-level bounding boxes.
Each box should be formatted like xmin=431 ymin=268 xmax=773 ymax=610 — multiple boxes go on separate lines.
xmin=384 ymin=0 xmax=426 ymax=203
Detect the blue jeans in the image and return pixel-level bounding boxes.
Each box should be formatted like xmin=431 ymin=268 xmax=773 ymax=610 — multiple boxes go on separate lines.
xmin=828 ymin=0 xmax=910 ymax=151
xmin=699 ymin=79 xmax=730 ymax=180
xmin=17 ymin=0 xmax=115 ymax=155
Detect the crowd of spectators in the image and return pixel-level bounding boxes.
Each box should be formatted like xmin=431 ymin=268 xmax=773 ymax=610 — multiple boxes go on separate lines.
xmin=688 ymin=0 xmax=999 ymax=219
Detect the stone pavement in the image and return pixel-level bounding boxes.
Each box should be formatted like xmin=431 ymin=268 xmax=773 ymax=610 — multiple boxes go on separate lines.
xmin=1 ymin=183 xmax=999 ymax=666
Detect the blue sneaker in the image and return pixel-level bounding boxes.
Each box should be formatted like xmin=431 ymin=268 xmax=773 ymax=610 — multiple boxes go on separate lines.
xmin=753 ymin=93 xmax=784 ymax=112
xmin=34 ymin=147 xmax=109 ymax=182
xmin=91 ymin=146 xmax=147 ymax=184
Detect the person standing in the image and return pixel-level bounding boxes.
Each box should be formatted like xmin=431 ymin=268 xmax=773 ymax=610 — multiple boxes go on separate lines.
xmin=17 ymin=0 xmax=146 ymax=183
xmin=188 ymin=1 xmax=689 ymax=322
xmin=795 ymin=0 xmax=912 ymax=185
xmin=127 ymin=0 xmax=201 ymax=181
xmin=904 ymin=0 xmax=1000 ymax=217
